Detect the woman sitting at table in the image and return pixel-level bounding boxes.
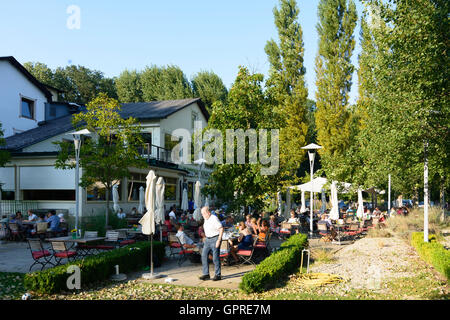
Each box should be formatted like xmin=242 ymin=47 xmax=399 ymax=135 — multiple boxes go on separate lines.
xmin=269 ymin=215 xmax=280 ymax=235
xmin=229 ymin=222 xmax=254 ymax=264
xmin=256 ymin=219 xmax=270 ymax=242
xmin=318 ymin=214 xmax=337 ymax=241
xmin=287 ymin=210 xmax=299 ymax=224
xmin=178 ymin=213 xmax=188 ymax=226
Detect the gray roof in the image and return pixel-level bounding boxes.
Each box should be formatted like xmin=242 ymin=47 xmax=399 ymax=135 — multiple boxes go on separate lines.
xmin=119 ymin=98 xmax=208 ymax=120
xmin=3 ymin=98 xmax=208 ymax=152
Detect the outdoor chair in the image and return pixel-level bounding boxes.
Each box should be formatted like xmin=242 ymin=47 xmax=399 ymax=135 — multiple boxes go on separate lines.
xmin=236 ymin=237 xmax=258 ymax=266
xmin=175 ymin=235 xmax=194 ymax=266
xmin=254 ymin=232 xmax=271 ymax=258
xmin=117 ymin=230 xmax=136 ymax=247
xmin=27 ymin=238 xmax=55 ymax=271
xmin=76 ymin=231 xmax=99 ymax=256
xmin=168 ymin=233 xmax=182 ymax=259
xmin=279 ymin=222 xmax=292 ymax=240
xmin=34 ymin=222 xmax=50 ymax=240
xmin=219 ymin=239 xmax=231 ymax=266
xmin=8 ymin=223 xmax=24 ymax=241
xmin=50 ymin=241 xmax=78 ymax=266
xmin=369 ymin=217 xmax=380 ymax=230
xmin=343 ymin=223 xmax=361 ymax=240
xmin=0 ymin=223 xmax=10 ymax=241
xmin=160 ymin=225 xmax=169 ymax=242
xmin=318 ymin=223 xmax=332 ymax=242
xmin=94 ymin=231 xmax=119 ymax=251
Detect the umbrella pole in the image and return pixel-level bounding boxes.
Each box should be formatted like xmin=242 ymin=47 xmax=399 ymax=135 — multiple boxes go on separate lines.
xmin=150 ymin=233 xmax=153 ymax=276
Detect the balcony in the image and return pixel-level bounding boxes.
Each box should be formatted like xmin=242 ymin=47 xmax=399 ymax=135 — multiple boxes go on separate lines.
xmin=138 ymin=143 xmax=180 ymax=170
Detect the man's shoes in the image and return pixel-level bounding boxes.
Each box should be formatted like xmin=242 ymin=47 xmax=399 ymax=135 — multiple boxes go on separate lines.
xmin=212 ymin=275 xmax=221 ymax=281
xmin=199 ymin=274 xmax=210 ymax=280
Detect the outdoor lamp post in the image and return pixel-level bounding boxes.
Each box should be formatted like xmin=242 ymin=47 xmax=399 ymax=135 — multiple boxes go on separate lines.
xmin=301 ymin=143 xmax=322 ymax=237
xmin=67 ymin=129 xmax=91 ymax=231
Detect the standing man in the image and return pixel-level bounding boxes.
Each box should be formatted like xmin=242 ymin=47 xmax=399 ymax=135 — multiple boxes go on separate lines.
xmin=199 ymin=206 xmax=224 ymax=281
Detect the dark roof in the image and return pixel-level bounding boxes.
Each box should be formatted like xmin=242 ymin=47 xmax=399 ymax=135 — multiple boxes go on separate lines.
xmin=120 ymin=98 xmax=209 ymax=121
xmin=0 ymin=56 xmax=53 ymax=101
xmin=3 ymin=114 xmax=75 ymax=151
xmin=3 ymin=98 xmax=208 ymax=152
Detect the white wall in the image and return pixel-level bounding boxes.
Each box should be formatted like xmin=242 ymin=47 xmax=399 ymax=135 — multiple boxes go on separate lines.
xmin=0 ymin=60 xmax=48 ymax=137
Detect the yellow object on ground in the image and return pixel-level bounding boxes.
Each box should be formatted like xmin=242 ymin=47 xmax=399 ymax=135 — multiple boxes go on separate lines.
xmin=297 ymin=273 xmax=345 ymax=287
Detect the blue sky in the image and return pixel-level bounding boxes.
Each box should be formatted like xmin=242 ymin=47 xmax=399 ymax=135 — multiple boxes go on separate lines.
xmin=0 ymin=0 xmax=364 ymax=104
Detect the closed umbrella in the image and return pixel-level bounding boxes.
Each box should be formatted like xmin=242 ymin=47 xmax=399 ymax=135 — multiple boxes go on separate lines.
xmin=321 ymin=189 xmax=327 ymax=213
xmin=300 ymin=190 xmax=307 ymax=213
xmin=112 ymin=184 xmax=120 ymax=213
xmin=155 ymin=177 xmax=165 ymax=242
xmin=138 ymin=186 xmax=145 ymax=214
xmin=329 ymin=181 xmax=339 ymax=220
xmin=286 ymin=188 xmax=291 ymax=213
xmin=204 ymin=195 xmax=210 ymax=208
xmin=357 ymin=188 xmax=364 ymax=219
xmin=139 ymin=170 xmax=161 ymax=279
xmin=193 ymin=181 xmax=202 ymax=221
xmin=181 ymin=188 xmax=188 ymax=212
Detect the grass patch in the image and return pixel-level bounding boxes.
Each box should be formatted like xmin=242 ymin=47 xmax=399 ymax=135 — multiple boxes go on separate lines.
xmin=311 ymin=249 xmax=336 ymax=265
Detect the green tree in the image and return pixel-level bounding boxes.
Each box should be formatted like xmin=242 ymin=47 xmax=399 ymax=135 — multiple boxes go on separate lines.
xmin=314 ymin=0 xmax=358 ymax=181
xmin=140 ymin=65 xmax=193 ymax=101
xmin=204 ymin=67 xmax=276 ymax=212
xmin=265 ymin=0 xmax=309 ymax=186
xmin=191 ymin=71 xmax=228 ymax=114
xmin=115 ymin=69 xmax=143 ymax=103
xmin=54 ymin=93 xmax=146 ymax=228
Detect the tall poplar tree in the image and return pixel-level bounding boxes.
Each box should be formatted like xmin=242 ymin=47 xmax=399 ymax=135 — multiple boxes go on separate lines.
xmin=265 ymin=0 xmax=309 ymax=186
xmin=314 ymin=0 xmax=357 ymax=181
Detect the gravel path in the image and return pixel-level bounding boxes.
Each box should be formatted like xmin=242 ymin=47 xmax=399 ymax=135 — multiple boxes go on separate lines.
xmin=309 ymin=237 xmax=420 ymax=291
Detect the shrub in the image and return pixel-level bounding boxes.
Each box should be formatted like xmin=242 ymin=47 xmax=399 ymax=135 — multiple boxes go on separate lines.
xmin=24 ymin=241 xmax=165 ymax=294
xmin=411 ymin=232 xmax=450 ymax=281
xmin=239 ymin=233 xmax=308 ymax=293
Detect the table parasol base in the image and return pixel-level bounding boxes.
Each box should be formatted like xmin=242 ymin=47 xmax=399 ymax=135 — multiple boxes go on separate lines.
xmin=142 ymin=272 xmax=163 ymax=280
xmin=111 ymin=274 xmax=127 ymax=281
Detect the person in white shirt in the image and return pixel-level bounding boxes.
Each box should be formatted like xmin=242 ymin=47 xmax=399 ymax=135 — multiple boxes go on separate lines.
xmin=199 ymin=206 xmax=224 ymax=281
xmin=287 ymin=210 xmax=299 ymax=224
xmin=117 ymin=208 xmax=126 ymax=219
xmin=26 ymin=210 xmax=38 ymax=222
xmin=168 ymin=206 xmax=177 ymax=220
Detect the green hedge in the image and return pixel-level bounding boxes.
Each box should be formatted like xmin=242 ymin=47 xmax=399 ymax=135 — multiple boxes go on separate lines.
xmin=239 ymin=233 xmax=308 ymax=293
xmin=24 ymin=241 xmax=166 ymax=294
xmin=411 ymin=232 xmax=450 ymax=281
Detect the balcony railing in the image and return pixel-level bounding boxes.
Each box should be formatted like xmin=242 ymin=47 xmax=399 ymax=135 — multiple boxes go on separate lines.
xmin=138 ymin=143 xmax=173 ymax=164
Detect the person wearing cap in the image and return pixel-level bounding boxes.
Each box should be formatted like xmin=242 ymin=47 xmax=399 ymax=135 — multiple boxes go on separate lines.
xmin=58 ymin=213 xmax=66 ymax=223
xmin=199 ymin=206 xmax=224 ymax=281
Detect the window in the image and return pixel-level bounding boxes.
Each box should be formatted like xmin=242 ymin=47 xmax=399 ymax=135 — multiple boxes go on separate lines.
xmin=192 ymin=111 xmax=199 ymax=129
xmin=164 ymin=177 xmax=177 ymax=201
xmin=127 ymin=172 xmax=146 ymax=202
xmin=87 ymin=182 xmax=122 ymax=201
xmin=23 ymin=190 xmax=75 ymax=201
xmin=21 ymin=97 xmax=35 ymax=119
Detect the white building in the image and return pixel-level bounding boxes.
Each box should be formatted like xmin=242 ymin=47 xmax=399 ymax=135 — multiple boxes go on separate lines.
xmin=0 ymin=56 xmax=212 ymax=219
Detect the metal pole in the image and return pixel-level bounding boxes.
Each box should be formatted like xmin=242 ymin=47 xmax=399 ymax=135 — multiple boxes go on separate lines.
xmin=388 ymin=174 xmax=391 ymax=215
xmin=424 ymin=140 xmax=429 ymax=243
xmin=309 ymin=151 xmax=315 ymax=236
xmin=74 ymin=136 xmax=81 ymax=231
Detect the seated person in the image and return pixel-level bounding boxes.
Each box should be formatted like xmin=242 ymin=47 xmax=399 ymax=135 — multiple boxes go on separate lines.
xmin=26 ymin=210 xmax=38 ymax=222
xmin=45 ymin=210 xmax=61 ymax=233
xmin=168 ymin=206 xmax=177 ymax=222
xmin=130 ymin=207 xmax=138 ymax=216
xmin=221 ymin=216 xmax=234 ymax=229
xmin=317 ymin=214 xmax=336 ymax=241
xmin=197 ymin=220 xmax=206 ymax=242
xmin=248 ymin=217 xmax=258 ymax=235
xmin=164 ymin=214 xmax=174 ymax=232
xmin=117 ymin=208 xmax=126 ymax=219
xmin=287 ymin=210 xmax=300 ymax=224
xmin=58 ymin=213 xmax=66 ymax=223
xmin=175 ymin=224 xmax=202 ymax=250
xmin=256 ymin=220 xmax=270 ymax=242
xmin=178 ymin=214 xmax=188 ymax=226
xmin=229 ymin=222 xmax=254 ymax=263
xmin=269 ymin=215 xmax=280 ymax=235
xmin=373 ymin=207 xmax=382 ymax=216
xmin=244 ymin=214 xmax=252 ymax=229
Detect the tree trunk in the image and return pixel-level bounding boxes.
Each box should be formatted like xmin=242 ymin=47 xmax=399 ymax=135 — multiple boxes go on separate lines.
xmin=440 ymin=177 xmax=446 ymax=222
xmin=105 ymin=185 xmax=110 ymax=230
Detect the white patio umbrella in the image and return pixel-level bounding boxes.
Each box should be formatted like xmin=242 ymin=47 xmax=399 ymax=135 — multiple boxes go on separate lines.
xmin=155 ymin=177 xmax=165 ymax=242
xmin=204 ymin=195 xmax=210 ymax=208
xmin=320 ymin=189 xmax=327 ymax=213
xmin=193 ymin=181 xmax=202 ymax=221
xmin=112 ymin=184 xmax=120 ymax=213
xmin=139 ymin=170 xmax=161 ymax=279
xmin=181 ymin=187 xmax=188 ymax=212
xmin=138 ymin=186 xmax=145 ymax=214
xmin=356 ymin=188 xmax=364 ymax=219
xmin=329 ymin=181 xmax=340 ymax=220
xmin=300 ymin=190 xmax=307 ymax=213
xmin=286 ymin=188 xmax=291 ymax=213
